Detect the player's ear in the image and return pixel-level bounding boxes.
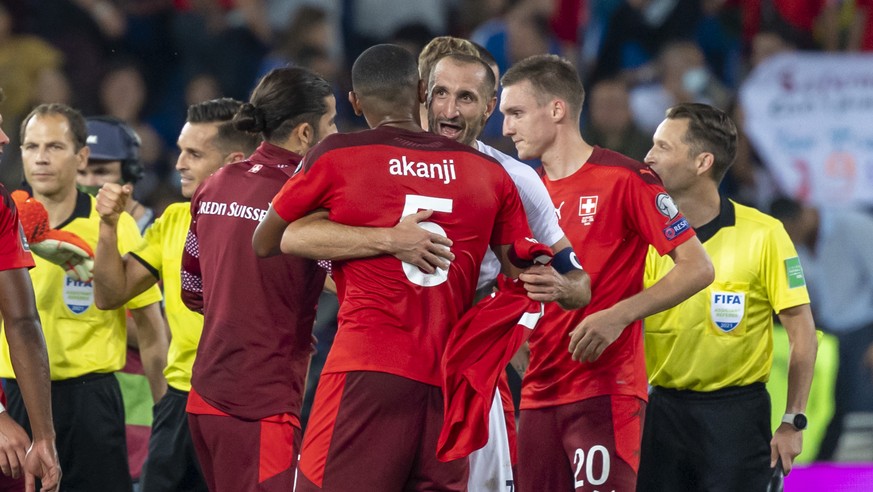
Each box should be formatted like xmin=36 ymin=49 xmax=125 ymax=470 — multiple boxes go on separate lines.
xmin=551 ymin=99 xmax=566 ymax=122
xmin=696 ymin=152 xmax=715 ymax=176
xmin=76 ymin=145 xmax=90 ymax=172
xmin=484 ymin=96 xmax=497 ymax=121
xmin=348 ymin=91 xmax=363 ymax=116
xmin=298 ymin=122 xmax=315 ymax=149
xmin=418 ymin=79 xmax=427 ymax=105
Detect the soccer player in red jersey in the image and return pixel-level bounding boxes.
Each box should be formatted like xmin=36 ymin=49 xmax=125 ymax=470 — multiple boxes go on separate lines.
xmin=179 ymin=68 xmax=337 ymax=492
xmin=253 ymin=44 xmax=541 ymax=491
xmin=0 ymin=89 xmax=61 ymax=492
xmin=499 ymin=55 xmax=715 ymax=491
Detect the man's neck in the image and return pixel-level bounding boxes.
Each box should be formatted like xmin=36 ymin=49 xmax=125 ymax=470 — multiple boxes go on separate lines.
xmin=34 ymin=186 xmax=78 ymax=229
xmin=673 ymin=185 xmax=721 ymax=229
xmin=541 ymin=133 xmax=594 ymax=180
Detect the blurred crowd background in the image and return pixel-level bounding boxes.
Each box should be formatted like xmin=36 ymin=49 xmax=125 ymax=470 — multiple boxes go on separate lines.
xmin=3 ymin=0 xmax=873 ymax=469
xmin=4 ymin=0 xmax=866 ymax=212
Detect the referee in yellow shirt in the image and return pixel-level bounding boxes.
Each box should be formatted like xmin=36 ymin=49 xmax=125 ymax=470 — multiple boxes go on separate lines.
xmin=637 ymin=103 xmax=818 ymax=491
xmin=92 ymin=98 xmax=260 ymax=492
xmin=7 ymin=103 xmax=165 ymax=491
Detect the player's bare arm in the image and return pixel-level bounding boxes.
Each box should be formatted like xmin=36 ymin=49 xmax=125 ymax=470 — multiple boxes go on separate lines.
xmin=771 ymin=303 xmax=817 ymax=475
xmin=130 ymin=304 xmax=169 ymax=402
xmin=569 ymin=236 xmax=714 ymax=362
xmin=93 ymin=183 xmax=158 ymax=309
xmin=0 ymin=268 xmax=61 ymax=490
xmin=518 ymin=236 xmax=590 ymax=310
xmin=260 ymin=208 xmax=455 ymax=273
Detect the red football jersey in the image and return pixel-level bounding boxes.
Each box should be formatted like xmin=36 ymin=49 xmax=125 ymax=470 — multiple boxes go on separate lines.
xmin=272 ymin=126 xmax=532 ymax=387
xmin=521 ymin=147 xmax=695 ymax=409
xmin=182 ymin=142 xmax=326 ymax=421
xmin=0 ymin=184 xmax=34 ymax=272
xmin=438 ymin=275 xmax=543 ymax=462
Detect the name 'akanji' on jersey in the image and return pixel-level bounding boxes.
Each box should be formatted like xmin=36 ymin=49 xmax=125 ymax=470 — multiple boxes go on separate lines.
xmin=389 ymin=156 xmax=457 ymax=184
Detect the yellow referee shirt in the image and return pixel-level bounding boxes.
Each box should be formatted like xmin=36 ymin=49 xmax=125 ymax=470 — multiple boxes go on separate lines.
xmin=643 ymin=198 xmax=810 ymax=392
xmin=0 ymin=192 xmax=162 ymax=380
xmin=130 ymin=202 xmax=203 ymax=392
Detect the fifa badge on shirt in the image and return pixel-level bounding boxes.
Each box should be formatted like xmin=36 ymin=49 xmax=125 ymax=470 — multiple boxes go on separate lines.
xmin=578 ymin=196 xmax=598 ymax=225
xmin=711 ymin=291 xmax=746 ymax=332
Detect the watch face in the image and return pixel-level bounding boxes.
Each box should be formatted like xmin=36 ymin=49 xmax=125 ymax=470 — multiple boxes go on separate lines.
xmin=794 ymin=413 xmax=808 ymax=430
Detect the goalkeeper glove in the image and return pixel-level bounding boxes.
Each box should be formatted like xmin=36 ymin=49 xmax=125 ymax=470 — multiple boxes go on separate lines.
xmin=508 ymin=237 xmax=553 ymax=268
xmin=11 ymin=190 xmax=95 ymax=283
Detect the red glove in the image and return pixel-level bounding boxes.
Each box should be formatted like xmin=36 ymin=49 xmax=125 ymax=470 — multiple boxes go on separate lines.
xmin=11 ymin=191 xmax=95 ymax=282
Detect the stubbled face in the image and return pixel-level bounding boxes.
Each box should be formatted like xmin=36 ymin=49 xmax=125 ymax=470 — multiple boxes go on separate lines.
xmin=645 ymin=117 xmax=698 ymax=194
xmin=175 ymin=122 xmax=226 ymax=198
xmin=77 ymin=161 xmax=123 ymax=194
xmin=500 ymin=80 xmax=556 ymax=160
xmin=21 ymin=114 xmax=87 ymax=199
xmin=313 ymin=95 xmax=338 ymax=148
xmin=427 ymin=59 xmax=494 ymax=147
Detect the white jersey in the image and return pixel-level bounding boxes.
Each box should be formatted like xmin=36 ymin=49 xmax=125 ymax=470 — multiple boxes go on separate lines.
xmin=475 ymin=141 xmax=564 ymax=290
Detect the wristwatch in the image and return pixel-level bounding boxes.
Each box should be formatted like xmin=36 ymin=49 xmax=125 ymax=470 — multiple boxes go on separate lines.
xmin=782 ymin=412 xmax=808 ymax=430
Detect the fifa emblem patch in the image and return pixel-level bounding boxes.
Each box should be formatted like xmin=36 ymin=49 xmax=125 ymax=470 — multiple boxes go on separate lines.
xmin=63 ymin=276 xmax=93 ymax=314
xmin=711 ymin=291 xmax=745 ymax=332
xmin=785 ymin=257 xmax=806 ymax=288
xmin=578 ymin=196 xmax=598 ymax=225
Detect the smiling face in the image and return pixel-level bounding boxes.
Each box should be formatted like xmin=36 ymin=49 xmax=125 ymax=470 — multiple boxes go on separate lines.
xmin=500 ymin=80 xmax=556 ymax=160
xmin=21 ymin=113 xmax=88 ymax=200
xmin=427 ymin=58 xmax=495 ymax=147
xmin=175 ymin=121 xmax=226 ymax=198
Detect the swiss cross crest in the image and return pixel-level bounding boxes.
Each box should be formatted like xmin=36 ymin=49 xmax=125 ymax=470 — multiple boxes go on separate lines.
xmin=578 ymin=196 xmax=598 ymax=225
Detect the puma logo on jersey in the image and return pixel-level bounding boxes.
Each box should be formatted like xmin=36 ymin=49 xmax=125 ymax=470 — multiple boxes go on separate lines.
xmin=389 ymin=156 xmax=456 ymax=184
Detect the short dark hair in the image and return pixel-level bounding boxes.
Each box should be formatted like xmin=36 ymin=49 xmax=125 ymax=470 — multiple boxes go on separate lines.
xmin=501 ymin=54 xmax=584 ymax=120
xmin=665 ymin=103 xmax=738 ymax=185
xmin=430 ymin=53 xmax=496 ymax=100
xmin=21 ymin=103 xmax=88 ymax=151
xmin=352 ymin=44 xmax=420 ymax=103
xmin=188 ymin=97 xmax=260 ymax=156
xmin=233 ymin=67 xmax=332 ymax=144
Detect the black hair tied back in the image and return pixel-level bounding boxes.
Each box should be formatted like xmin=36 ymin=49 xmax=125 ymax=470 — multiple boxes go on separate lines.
xmin=234 ymin=102 xmax=268 ymax=133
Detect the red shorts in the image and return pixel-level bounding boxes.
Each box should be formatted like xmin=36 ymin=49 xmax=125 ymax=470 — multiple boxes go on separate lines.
xmin=517 ymin=395 xmax=645 ymax=492
xmin=296 ymin=371 xmax=468 ymax=491
xmin=0 ymin=472 xmax=23 ymax=492
xmin=187 ymin=390 xmax=300 ymax=492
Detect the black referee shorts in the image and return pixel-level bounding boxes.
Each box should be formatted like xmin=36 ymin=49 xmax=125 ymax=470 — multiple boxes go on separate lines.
xmin=7 ymin=373 xmax=132 ymax=492
xmin=637 ymin=383 xmax=772 ymax=492
xmin=140 ymin=386 xmax=207 ymax=492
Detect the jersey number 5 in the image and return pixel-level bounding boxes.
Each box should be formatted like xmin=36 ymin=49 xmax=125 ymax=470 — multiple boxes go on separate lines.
xmin=400 ymin=194 xmax=453 ymax=287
